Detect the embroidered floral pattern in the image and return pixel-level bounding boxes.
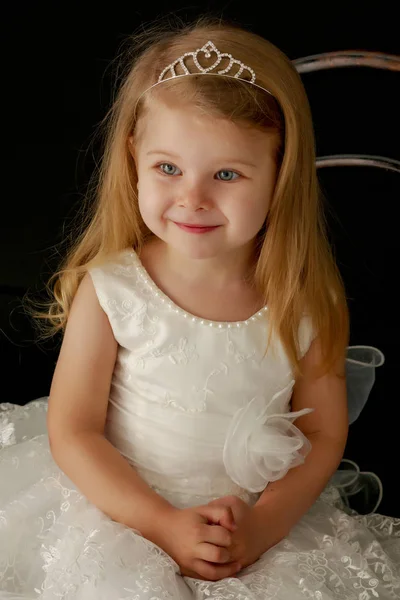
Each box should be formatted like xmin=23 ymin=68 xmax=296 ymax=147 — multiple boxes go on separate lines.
xmin=136 ymin=337 xmax=199 ymax=369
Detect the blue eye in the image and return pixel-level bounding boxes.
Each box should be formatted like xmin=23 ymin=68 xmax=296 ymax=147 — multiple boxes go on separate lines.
xmin=216 ymin=170 xmax=239 ymax=181
xmin=159 ymin=163 xmax=181 ymax=176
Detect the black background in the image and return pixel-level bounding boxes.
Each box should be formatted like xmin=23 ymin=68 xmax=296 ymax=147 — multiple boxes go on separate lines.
xmin=1 ymin=3 xmax=397 ymax=515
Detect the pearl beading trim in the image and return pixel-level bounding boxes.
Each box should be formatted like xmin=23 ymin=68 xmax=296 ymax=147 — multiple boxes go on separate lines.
xmin=158 ymin=40 xmax=256 ymax=85
xmin=131 ymin=252 xmax=268 ymax=329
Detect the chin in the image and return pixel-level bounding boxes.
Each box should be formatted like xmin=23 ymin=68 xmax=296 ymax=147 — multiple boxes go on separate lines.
xmin=175 ymin=244 xmax=221 ymax=261
xmin=151 ymin=226 xmax=224 ymax=260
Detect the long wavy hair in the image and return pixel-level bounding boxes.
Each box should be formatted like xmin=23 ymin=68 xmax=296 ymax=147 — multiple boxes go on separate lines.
xmin=24 ymin=15 xmax=349 ymax=375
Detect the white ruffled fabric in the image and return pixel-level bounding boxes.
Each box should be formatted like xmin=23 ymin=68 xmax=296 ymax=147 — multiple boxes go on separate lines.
xmin=224 ymin=380 xmax=313 ymax=492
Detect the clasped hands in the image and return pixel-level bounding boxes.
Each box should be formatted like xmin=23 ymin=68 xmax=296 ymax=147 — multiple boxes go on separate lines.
xmin=158 ymin=494 xmax=272 ymax=581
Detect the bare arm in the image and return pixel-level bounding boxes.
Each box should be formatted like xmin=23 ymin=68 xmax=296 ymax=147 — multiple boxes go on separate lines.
xmin=47 ymin=273 xmax=174 ymax=544
xmin=253 ymin=337 xmax=348 ymax=542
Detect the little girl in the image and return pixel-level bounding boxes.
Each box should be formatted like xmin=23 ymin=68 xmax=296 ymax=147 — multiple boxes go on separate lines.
xmin=1 ymin=16 xmax=399 ymax=600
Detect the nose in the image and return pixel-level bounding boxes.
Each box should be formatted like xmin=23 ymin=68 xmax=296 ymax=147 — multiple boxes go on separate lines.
xmin=177 ymin=182 xmax=211 ymax=211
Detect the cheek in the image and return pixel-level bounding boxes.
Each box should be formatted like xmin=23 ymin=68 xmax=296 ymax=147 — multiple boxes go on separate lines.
xmin=255 ymin=197 xmax=271 ymax=224
xmin=240 ymin=207 xmax=269 ymax=238
xmin=228 ymin=193 xmax=270 ymax=229
xmin=227 ymin=195 xmax=270 ymax=242
xmin=248 ymin=181 xmax=274 ymax=225
xmin=137 ymin=178 xmax=170 ymax=223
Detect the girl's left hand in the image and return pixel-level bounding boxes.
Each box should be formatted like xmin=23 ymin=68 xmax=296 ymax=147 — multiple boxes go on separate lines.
xmin=207 ymin=495 xmax=269 ymax=571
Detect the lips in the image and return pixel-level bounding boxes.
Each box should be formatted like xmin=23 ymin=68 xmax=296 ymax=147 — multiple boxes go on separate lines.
xmin=174 ymin=222 xmax=221 ymax=234
xmin=177 ymin=222 xmax=219 ymax=227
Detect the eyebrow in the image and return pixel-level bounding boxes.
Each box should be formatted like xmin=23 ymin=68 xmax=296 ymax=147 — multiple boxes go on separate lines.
xmin=146 ymin=150 xmax=257 ymax=168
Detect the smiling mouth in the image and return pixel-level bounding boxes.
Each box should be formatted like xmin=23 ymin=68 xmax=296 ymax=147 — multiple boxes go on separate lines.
xmin=174 ymin=222 xmax=221 ymax=234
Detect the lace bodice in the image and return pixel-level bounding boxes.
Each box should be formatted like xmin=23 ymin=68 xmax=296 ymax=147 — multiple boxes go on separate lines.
xmin=88 ymin=248 xmax=315 ymax=506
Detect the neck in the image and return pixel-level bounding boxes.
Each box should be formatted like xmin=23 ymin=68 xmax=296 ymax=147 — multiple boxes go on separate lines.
xmin=150 ymin=239 xmax=257 ymax=290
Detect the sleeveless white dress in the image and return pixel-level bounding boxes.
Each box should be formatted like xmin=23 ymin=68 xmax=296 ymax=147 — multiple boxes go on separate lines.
xmin=0 ymin=248 xmax=399 ymax=599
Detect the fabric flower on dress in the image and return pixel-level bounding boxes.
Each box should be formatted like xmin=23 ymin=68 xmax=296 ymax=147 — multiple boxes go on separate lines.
xmin=223 ymin=380 xmax=314 ymax=492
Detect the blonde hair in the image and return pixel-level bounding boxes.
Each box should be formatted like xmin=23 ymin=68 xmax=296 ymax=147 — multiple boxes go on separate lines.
xmin=24 ymin=15 xmax=348 ymax=375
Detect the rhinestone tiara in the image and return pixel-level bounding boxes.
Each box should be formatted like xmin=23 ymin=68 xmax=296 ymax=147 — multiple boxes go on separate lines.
xmin=158 ymin=40 xmax=256 ymax=84
xmin=135 ymin=40 xmax=273 ymax=107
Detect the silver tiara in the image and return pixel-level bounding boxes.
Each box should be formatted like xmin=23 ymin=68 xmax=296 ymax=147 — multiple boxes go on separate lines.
xmin=135 ymin=40 xmax=273 ymax=106
xmin=158 ymin=40 xmax=256 ymax=84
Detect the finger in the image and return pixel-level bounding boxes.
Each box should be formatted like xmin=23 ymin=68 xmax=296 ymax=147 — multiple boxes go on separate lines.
xmin=213 ymin=505 xmax=237 ymax=531
xmin=196 ymin=542 xmax=231 ymax=564
xmin=209 ymin=496 xmax=247 ymax=524
xmin=200 ymin=523 xmax=233 ymax=547
xmin=191 ymin=558 xmax=242 ymax=582
xmin=198 ymin=505 xmax=237 ymax=532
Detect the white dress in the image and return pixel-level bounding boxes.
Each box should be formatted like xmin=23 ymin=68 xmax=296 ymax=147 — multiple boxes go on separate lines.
xmin=0 ymin=248 xmax=399 ymax=600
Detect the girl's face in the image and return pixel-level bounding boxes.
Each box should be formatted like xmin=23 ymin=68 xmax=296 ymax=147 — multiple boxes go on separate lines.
xmin=132 ymin=97 xmax=278 ymax=262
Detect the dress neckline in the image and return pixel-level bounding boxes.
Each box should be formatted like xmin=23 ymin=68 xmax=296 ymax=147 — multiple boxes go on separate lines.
xmin=127 ymin=249 xmax=268 ymax=330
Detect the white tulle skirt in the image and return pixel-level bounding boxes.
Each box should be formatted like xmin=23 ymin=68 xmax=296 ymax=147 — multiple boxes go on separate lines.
xmin=1 ymin=398 xmax=399 ymax=600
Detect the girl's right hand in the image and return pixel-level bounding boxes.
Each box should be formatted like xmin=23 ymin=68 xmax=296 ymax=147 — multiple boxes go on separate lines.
xmin=156 ymin=504 xmax=242 ymax=581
